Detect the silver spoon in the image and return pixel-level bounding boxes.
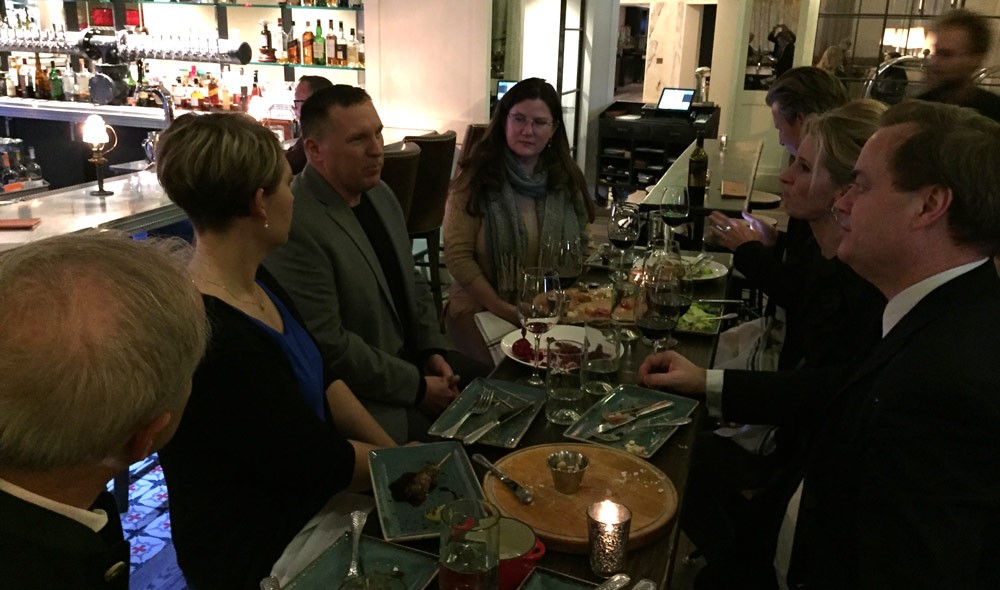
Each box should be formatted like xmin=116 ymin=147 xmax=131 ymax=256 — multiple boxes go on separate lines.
xmin=593 ymin=416 xmax=693 ymax=441
xmin=594 ymin=573 xmax=631 ymax=590
xmin=344 ymin=510 xmax=367 ymax=583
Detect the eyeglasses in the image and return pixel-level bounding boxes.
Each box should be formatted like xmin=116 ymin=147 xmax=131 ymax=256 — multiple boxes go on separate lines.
xmin=507 ymin=113 xmax=555 ymax=132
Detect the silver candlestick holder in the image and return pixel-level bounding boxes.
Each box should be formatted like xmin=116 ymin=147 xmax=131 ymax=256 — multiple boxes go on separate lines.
xmin=587 ymin=500 xmax=631 ymax=578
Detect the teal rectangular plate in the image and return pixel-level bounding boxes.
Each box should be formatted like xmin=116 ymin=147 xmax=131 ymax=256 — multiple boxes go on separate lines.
xmin=516 ymin=567 xmax=596 ymax=589
xmin=562 ymin=384 xmax=699 ymax=458
xmin=369 ymin=441 xmax=483 ymax=542
xmin=427 ymin=378 xmax=544 ymax=448
xmin=285 ymin=534 xmax=437 ymax=590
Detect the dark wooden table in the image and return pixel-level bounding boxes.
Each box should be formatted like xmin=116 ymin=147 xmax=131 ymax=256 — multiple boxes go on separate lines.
xmin=462 ymin=253 xmax=733 ymax=587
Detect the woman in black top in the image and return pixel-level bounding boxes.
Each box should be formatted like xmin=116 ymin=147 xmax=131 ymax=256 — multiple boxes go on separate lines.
xmin=155 ymin=113 xmax=396 ymax=590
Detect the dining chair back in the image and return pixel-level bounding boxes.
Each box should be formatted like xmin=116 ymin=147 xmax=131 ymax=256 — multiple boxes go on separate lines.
xmin=380 ymin=141 xmax=422 ymax=222
xmin=403 ymin=130 xmax=458 ymax=323
xmin=456 ymin=123 xmax=489 ymax=173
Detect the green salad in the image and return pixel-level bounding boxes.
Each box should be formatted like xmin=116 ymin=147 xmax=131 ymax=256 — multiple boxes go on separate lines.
xmin=677 ymin=302 xmax=723 ymax=333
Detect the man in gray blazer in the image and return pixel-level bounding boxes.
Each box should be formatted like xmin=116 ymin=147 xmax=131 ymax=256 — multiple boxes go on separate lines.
xmin=266 ymin=85 xmax=457 ymax=443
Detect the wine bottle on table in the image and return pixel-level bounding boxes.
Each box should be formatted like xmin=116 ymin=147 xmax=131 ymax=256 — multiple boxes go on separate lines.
xmin=687 ymin=131 xmax=708 ymax=208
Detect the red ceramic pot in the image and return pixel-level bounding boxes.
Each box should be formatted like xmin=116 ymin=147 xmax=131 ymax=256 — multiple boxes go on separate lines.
xmin=498 ymin=517 xmax=545 ymax=590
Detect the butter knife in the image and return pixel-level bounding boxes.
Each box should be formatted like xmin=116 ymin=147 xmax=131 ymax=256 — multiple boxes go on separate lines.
xmin=593 ymin=399 xmax=674 ymax=434
xmin=462 ymin=402 xmax=533 ymax=445
xmin=472 ymin=453 xmax=534 ymax=504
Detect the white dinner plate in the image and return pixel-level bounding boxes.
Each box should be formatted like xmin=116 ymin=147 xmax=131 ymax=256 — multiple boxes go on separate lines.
xmin=681 ymin=255 xmax=729 ymax=281
xmin=501 ymin=325 xmax=619 ymax=368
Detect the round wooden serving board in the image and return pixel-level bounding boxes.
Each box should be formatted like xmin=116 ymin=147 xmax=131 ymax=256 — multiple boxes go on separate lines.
xmin=483 ymin=443 xmax=677 ymax=554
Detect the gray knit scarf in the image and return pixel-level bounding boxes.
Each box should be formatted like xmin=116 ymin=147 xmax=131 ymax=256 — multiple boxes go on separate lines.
xmin=483 ymin=149 xmax=588 ymax=302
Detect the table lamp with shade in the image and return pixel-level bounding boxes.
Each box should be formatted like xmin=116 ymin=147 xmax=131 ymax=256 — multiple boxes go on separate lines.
xmin=82 ymin=114 xmax=118 ymax=197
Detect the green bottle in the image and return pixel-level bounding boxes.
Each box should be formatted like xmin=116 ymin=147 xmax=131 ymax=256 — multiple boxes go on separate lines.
xmin=49 ymin=60 xmax=64 ymax=100
xmin=314 ymin=21 xmax=326 ymax=65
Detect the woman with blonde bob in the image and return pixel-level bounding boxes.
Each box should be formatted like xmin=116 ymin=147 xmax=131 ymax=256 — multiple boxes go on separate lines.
xmin=155 ymin=113 xmax=395 ymax=590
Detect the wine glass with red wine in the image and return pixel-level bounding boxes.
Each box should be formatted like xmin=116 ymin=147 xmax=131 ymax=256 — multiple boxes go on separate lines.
xmin=517 ymin=267 xmax=562 ymax=386
xmin=608 ymin=202 xmax=641 ymax=277
xmin=540 ymin=236 xmax=584 ymax=289
xmin=635 ymin=259 xmax=693 ymax=352
xmin=660 ymin=185 xmax=690 ymax=250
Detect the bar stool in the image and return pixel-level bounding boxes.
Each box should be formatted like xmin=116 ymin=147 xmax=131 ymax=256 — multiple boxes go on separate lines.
xmin=456 ymin=123 xmax=488 ymax=173
xmin=380 ymin=141 xmax=422 ymax=221
xmin=404 ymin=131 xmax=457 ymax=321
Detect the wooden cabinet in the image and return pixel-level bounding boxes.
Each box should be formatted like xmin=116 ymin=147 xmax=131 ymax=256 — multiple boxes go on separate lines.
xmin=595 ymin=101 xmax=719 ymax=204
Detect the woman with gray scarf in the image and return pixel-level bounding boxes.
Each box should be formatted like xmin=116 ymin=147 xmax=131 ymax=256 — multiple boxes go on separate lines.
xmin=444 ymin=78 xmax=595 ymax=366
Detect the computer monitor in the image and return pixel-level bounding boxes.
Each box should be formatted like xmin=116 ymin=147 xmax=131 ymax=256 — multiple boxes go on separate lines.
xmin=656 ymin=87 xmax=696 ymax=112
xmin=496 ymin=80 xmax=518 ymax=101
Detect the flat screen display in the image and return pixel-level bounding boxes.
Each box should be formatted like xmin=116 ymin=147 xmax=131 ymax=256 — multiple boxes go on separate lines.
xmin=497 ymin=80 xmax=517 ymax=101
xmin=656 ymin=88 xmax=695 ymax=111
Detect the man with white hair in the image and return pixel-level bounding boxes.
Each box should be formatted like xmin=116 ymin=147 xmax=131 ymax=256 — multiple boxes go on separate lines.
xmin=0 ymin=233 xmax=208 ymax=589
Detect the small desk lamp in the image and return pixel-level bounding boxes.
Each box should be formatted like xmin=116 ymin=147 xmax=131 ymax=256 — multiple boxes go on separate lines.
xmin=82 ymin=114 xmax=118 ymax=197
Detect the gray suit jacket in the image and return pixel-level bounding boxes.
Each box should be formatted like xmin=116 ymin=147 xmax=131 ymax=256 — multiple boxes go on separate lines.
xmin=265 ymin=164 xmax=452 ymax=442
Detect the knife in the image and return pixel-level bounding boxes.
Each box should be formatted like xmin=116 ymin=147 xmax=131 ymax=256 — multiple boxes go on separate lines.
xmin=462 ymin=402 xmax=534 ymax=445
xmin=592 ymin=399 xmax=674 ymax=435
xmin=471 ymin=453 xmax=534 ymax=505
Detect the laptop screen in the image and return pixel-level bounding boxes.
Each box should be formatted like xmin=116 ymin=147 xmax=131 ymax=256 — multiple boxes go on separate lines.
xmin=656 ymin=88 xmax=695 ymax=111
xmin=496 ymin=80 xmax=517 ymax=101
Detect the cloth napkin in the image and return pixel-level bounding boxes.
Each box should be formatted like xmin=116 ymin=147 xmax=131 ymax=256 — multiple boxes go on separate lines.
xmin=474 ymin=311 xmax=518 ymax=366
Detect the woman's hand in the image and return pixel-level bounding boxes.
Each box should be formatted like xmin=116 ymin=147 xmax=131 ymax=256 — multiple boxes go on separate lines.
xmin=706 ymin=211 xmax=761 ymax=251
xmin=742 ymin=211 xmax=778 ymax=247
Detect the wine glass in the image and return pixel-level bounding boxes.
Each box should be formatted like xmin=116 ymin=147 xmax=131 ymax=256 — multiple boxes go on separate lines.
xmin=540 ymin=236 xmax=584 ymax=290
xmin=517 ymin=267 xmax=562 ymax=386
xmin=608 ymin=202 xmax=641 ymax=278
xmin=660 ymin=185 xmax=690 ymax=250
xmin=635 ymin=257 xmax=693 ymax=352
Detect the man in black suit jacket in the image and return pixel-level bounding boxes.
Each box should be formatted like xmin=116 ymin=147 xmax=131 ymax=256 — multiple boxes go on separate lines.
xmin=0 ymin=233 xmax=208 ymax=589
xmin=641 ymin=100 xmax=1000 ymax=588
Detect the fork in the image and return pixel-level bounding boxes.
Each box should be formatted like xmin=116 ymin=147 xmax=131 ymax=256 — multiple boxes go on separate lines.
xmin=438 ymin=387 xmax=495 ymax=438
xmin=592 ymin=416 xmax=693 ymax=441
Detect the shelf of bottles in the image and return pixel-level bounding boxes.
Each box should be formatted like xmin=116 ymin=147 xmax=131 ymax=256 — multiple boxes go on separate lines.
xmin=0 ymin=137 xmax=46 ymax=197
xmin=132 ymin=1 xmax=362 ymax=11
xmin=0 ymin=27 xmax=252 ymax=66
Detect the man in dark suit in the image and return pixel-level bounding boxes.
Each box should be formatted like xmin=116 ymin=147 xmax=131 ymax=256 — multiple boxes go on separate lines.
xmin=0 ymin=233 xmax=208 ymax=589
xmin=266 ymin=85 xmax=458 ymax=443
xmin=641 ymin=100 xmax=1000 ymax=588
xmin=286 ymin=75 xmax=333 ymax=175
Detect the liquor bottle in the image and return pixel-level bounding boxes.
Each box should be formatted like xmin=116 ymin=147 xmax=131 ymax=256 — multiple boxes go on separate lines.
xmin=250 ymin=69 xmax=262 ymax=98
xmin=134 ymin=59 xmax=147 ymax=106
xmin=49 ymin=61 xmax=63 ymax=100
xmin=259 ymin=20 xmax=273 ymax=62
xmin=4 ymin=72 xmax=15 ymax=98
xmin=125 ymin=61 xmax=137 ymax=99
xmin=301 ymin=20 xmax=314 ymax=65
xmin=287 ymin=21 xmax=300 ymax=65
xmin=346 ymin=28 xmax=359 ymax=67
xmin=687 ymin=131 xmax=708 ymax=208
xmin=326 ymin=19 xmax=338 ymax=66
xmin=313 ymin=21 xmax=326 ymax=66
xmin=17 ymin=58 xmax=28 ymax=97
xmin=336 ymin=22 xmax=348 ymax=67
xmin=10 ymin=148 xmax=28 ymax=181
xmin=358 ymin=33 xmax=365 ymax=67
xmin=1 ymin=152 xmax=18 ymax=185
xmin=276 ymin=18 xmax=288 ymax=63
xmin=24 ymin=146 xmax=42 ymax=181
xmin=207 ymin=75 xmax=219 ymax=107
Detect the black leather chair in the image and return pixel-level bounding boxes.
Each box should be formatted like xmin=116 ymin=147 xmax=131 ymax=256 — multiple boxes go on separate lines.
xmin=380 ymin=141 xmax=422 ymax=222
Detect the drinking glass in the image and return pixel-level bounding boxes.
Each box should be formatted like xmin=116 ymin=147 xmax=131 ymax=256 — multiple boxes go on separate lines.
xmin=439 ymin=499 xmax=500 ymax=590
xmin=660 ymin=186 xmax=690 ymax=249
xmin=540 ymin=236 xmax=584 ymax=290
xmin=608 ymin=202 xmax=641 ymax=279
xmin=545 ymin=339 xmax=587 ymax=424
xmin=582 ymin=317 xmax=621 ymax=397
xmin=517 ymin=267 xmax=562 ymax=387
xmin=635 ymin=257 xmax=693 ymax=352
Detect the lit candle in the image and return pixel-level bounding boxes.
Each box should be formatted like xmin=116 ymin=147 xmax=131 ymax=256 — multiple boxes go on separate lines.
xmin=587 ymin=500 xmax=631 ymax=577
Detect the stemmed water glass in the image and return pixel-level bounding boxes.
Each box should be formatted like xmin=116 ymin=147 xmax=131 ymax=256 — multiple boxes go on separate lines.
xmin=660 ymin=185 xmax=690 ymax=251
xmin=608 ymin=202 xmax=641 ymax=278
xmin=635 ymin=255 xmax=693 ymax=352
xmin=540 ymin=236 xmax=584 ymax=290
xmin=517 ymin=267 xmax=562 ymax=386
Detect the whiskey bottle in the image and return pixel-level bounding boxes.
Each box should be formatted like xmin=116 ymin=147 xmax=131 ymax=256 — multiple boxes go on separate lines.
xmin=336 ymin=21 xmax=348 ymax=66
xmin=326 ymin=20 xmax=338 ymax=66
xmin=302 ymin=21 xmax=314 ymax=65
xmin=276 ymin=18 xmax=288 ymax=63
xmin=346 ymin=28 xmax=359 ymax=67
xmin=313 ymin=21 xmax=326 ymax=66
xmin=287 ymin=21 xmax=301 ymax=65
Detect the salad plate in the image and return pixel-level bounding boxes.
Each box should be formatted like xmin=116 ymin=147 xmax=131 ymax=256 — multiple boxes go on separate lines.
xmin=285 ymin=534 xmax=437 ymax=590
